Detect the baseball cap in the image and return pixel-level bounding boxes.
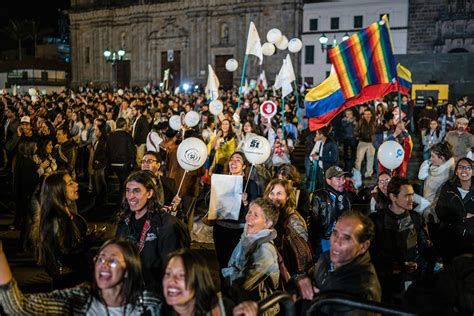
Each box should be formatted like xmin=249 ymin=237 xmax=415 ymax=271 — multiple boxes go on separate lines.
xmin=20 ymin=116 xmax=31 ymax=124
xmin=325 ymin=166 xmax=348 ymax=179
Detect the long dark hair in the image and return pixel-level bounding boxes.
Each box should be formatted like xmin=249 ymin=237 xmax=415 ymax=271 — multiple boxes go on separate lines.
xmin=117 ymin=170 xmax=162 ymax=222
xmin=452 ymin=157 xmax=474 ymax=189
xmin=32 ymin=171 xmax=81 ymax=270
xmin=91 ymin=238 xmax=145 ymax=310
xmin=162 ymin=249 xmax=219 ymax=315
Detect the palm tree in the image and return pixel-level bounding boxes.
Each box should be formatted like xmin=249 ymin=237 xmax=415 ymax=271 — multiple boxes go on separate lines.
xmin=1 ymin=18 xmax=28 ymax=60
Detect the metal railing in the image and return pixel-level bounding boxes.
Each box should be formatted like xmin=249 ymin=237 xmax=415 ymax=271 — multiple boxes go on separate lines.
xmin=305 ymin=292 xmax=417 ymax=316
xmin=258 ymin=291 xmax=295 ymax=316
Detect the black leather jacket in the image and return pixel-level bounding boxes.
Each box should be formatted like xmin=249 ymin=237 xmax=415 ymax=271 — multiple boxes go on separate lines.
xmin=310 ymin=251 xmax=381 ymax=315
xmin=309 ymin=186 xmax=351 ymax=253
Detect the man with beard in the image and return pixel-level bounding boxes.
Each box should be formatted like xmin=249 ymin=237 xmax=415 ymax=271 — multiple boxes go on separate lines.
xmin=444 ymin=117 xmax=474 ymax=162
xmin=310 ymin=166 xmax=352 ymax=260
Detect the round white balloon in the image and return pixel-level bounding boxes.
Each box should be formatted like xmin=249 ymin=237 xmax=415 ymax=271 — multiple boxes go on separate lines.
xmin=28 ymin=88 xmax=37 ymax=96
xmin=262 ymin=42 xmax=276 ymax=56
xmin=225 ymin=59 xmax=238 ymax=72
xmin=378 ymin=140 xmax=405 ymax=170
xmin=266 ymin=28 xmax=282 ymax=44
xmin=185 ymin=111 xmax=200 ymax=127
xmin=288 ymin=38 xmax=303 ymax=53
xmin=242 ymin=135 xmax=271 ymax=165
xmin=209 ymin=99 xmax=224 ymax=115
xmin=117 ymin=88 xmax=124 ymax=96
xmin=169 ymin=115 xmax=182 ymax=131
xmin=177 ymin=137 xmax=208 ymax=171
xmin=275 ymin=36 xmax=289 ymax=50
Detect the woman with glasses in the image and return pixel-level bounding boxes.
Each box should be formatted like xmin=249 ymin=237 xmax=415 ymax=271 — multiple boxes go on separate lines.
xmin=369 ymin=172 xmax=392 ymax=213
xmin=115 ymin=170 xmax=190 ymax=293
xmin=0 ymin=238 xmax=161 ymax=314
xmin=435 ymin=157 xmax=474 ymax=262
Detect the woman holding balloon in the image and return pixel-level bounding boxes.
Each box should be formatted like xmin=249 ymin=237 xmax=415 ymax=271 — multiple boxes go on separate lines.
xmin=207 ymin=118 xmax=236 ymax=175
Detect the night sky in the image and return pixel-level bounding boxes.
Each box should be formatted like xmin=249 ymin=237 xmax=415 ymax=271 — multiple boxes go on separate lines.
xmin=0 ymin=0 xmax=70 ymax=52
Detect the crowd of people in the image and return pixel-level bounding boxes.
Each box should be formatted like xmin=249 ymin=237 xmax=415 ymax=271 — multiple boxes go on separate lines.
xmin=0 ymin=86 xmax=473 ymax=315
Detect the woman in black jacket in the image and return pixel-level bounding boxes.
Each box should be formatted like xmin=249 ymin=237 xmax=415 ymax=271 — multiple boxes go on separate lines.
xmin=13 ymin=139 xmax=41 ymax=251
xmin=32 ymin=171 xmax=92 ymax=289
xmin=435 ymin=157 xmax=474 ymax=262
xmin=115 ymin=170 xmax=190 ymax=293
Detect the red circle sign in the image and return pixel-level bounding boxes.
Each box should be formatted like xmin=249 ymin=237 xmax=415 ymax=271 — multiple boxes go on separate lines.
xmin=260 ymin=101 xmax=277 ymax=118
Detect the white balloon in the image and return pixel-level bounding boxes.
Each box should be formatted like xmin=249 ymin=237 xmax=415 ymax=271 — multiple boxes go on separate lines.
xmin=209 ymin=99 xmax=224 ymax=115
xmin=177 ymin=137 xmax=208 ymax=171
xmin=225 ymin=59 xmax=238 ymax=72
xmin=117 ymin=89 xmax=124 ymax=96
xmin=169 ymin=115 xmax=181 ymax=131
xmin=266 ymin=28 xmax=282 ymax=44
xmin=275 ymin=35 xmax=288 ymax=50
xmin=242 ymin=135 xmax=271 ymax=165
xmin=288 ymin=38 xmax=303 ymax=53
xmin=28 ymin=88 xmax=37 ymax=96
xmin=262 ymin=42 xmax=276 ymax=56
xmin=378 ymin=140 xmax=405 ymax=170
xmin=185 ymin=111 xmax=200 ymax=127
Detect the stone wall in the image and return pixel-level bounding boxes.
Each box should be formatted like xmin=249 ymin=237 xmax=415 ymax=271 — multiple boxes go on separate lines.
xmin=396 ymin=52 xmax=474 ymax=101
xmin=68 ymin=0 xmax=303 ymax=89
xmin=407 ymin=0 xmax=446 ymax=54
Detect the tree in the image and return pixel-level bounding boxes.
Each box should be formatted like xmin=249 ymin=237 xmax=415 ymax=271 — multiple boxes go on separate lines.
xmin=1 ymin=18 xmax=28 ymax=60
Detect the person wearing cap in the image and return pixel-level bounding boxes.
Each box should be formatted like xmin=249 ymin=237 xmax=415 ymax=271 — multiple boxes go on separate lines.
xmin=444 ymin=116 xmax=474 ymax=162
xmin=309 ymin=165 xmax=352 ymax=260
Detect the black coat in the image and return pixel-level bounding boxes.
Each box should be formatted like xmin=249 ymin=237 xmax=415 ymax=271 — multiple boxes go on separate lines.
xmin=308 ymin=251 xmax=381 ymax=315
xmin=115 ymin=210 xmax=190 ymax=292
xmin=132 ymin=115 xmax=150 ymax=145
xmin=106 ymin=130 xmax=135 ymax=166
xmin=92 ymin=136 xmax=107 ymax=170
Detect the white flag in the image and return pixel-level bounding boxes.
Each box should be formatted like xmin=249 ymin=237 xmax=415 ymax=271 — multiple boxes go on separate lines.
xmin=259 ymin=71 xmax=268 ymax=90
xmin=205 ymin=64 xmax=220 ymax=101
xmin=12 ymin=85 xmax=17 ymax=96
xmin=285 ymin=54 xmax=296 ymax=82
xmin=244 ymin=78 xmax=249 ymax=96
xmin=163 ymin=68 xmax=170 ymax=81
xmin=245 ymin=21 xmax=263 ymax=65
xmin=274 ymin=56 xmax=294 ymax=98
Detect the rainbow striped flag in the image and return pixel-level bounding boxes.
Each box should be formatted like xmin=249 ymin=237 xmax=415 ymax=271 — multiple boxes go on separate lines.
xmin=328 ymin=15 xmax=397 ymax=99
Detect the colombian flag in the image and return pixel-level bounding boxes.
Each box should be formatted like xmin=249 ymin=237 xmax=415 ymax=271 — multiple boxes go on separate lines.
xmin=304 ymin=64 xmax=412 ymax=131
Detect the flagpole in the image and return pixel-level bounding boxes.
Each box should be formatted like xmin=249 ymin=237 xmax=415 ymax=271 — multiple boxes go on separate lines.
xmin=281 ymin=96 xmax=285 ymax=140
xmin=237 ymin=54 xmax=248 ymax=109
xmin=294 ymin=81 xmax=301 ymax=127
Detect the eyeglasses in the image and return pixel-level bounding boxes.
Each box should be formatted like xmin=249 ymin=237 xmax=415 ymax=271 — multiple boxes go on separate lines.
xmin=141 ymin=159 xmax=158 ymax=164
xmin=457 ymin=165 xmax=472 ymax=171
xmin=378 ymin=179 xmax=390 ymax=184
xmin=94 ymin=255 xmax=122 ymax=268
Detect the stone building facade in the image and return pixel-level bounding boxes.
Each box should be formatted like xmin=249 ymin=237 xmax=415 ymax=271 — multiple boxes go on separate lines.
xmin=68 ymin=0 xmax=303 ymax=89
xmin=408 ymin=0 xmax=474 ymax=54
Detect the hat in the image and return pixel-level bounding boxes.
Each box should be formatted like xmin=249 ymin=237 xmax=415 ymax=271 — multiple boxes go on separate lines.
xmin=20 ymin=116 xmax=31 ymax=124
xmin=325 ymin=166 xmax=348 ymax=179
xmin=456 ymin=117 xmax=469 ymax=124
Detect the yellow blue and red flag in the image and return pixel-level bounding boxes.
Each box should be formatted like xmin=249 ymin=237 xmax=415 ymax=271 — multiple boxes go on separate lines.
xmin=304 ymin=64 xmax=411 ymax=131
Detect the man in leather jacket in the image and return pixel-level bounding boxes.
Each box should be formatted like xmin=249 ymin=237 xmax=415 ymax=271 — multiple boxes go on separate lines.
xmin=370 ymin=176 xmax=437 ymax=303
xmin=310 ymin=166 xmax=352 ymax=259
xmin=296 ymin=211 xmax=381 ymax=315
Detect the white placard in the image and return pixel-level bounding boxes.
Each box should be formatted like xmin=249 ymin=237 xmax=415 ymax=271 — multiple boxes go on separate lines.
xmin=208 ymin=174 xmax=243 ymax=220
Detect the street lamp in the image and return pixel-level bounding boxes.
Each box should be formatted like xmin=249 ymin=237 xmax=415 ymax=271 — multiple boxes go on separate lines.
xmin=342 ymin=32 xmax=350 ymax=41
xmin=319 ymin=33 xmax=349 ymax=52
xmin=103 ymin=48 xmax=126 ymax=64
xmin=103 ymin=48 xmax=126 ymax=89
